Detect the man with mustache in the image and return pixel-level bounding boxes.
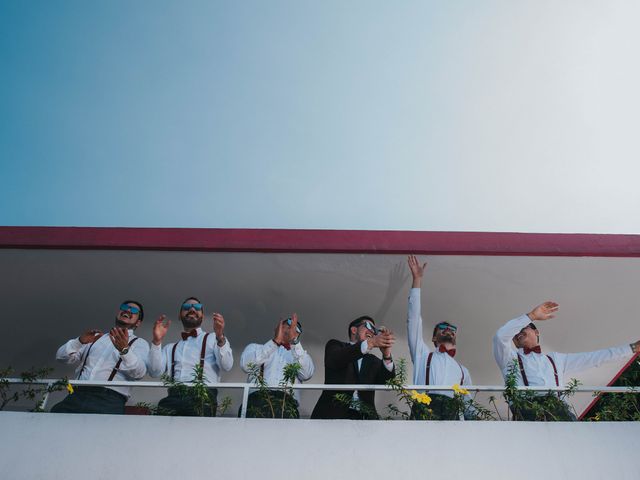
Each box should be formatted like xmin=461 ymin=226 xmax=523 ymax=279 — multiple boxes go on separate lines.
xmin=407 ymin=255 xmax=474 ymax=420
xmin=148 ymin=296 xmax=233 ymax=416
xmin=52 ymin=300 xmax=149 ymax=414
xmin=494 ymin=301 xmax=640 ymax=420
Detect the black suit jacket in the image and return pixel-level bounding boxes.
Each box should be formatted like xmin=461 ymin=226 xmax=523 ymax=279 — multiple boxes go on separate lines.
xmin=311 ymin=339 xmax=395 ymax=419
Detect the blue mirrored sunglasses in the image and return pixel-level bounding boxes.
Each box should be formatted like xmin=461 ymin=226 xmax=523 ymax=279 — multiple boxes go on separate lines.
xmin=181 ymin=303 xmax=203 ymax=311
xmin=285 ymin=318 xmax=302 ymax=334
xmin=435 ymin=322 xmax=457 ymax=332
xmin=359 ymin=320 xmax=377 ymax=334
xmin=120 ymin=303 xmax=140 ymax=315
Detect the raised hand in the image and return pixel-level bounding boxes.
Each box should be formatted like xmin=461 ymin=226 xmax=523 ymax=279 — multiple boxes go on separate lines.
xmin=273 ymin=319 xmax=287 ymax=345
xmin=528 ymin=301 xmax=559 ymax=321
xmin=369 ymin=330 xmax=395 ymax=352
xmin=407 ymin=255 xmax=427 ymax=288
xmin=152 ymin=315 xmax=171 ymax=346
xmin=109 ymin=327 xmax=130 ymax=352
xmin=213 ymin=313 xmax=226 ymax=345
xmin=79 ymin=329 xmax=103 ymax=344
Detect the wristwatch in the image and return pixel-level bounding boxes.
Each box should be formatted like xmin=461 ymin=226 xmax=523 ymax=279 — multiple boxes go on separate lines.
xmin=120 ymin=346 xmax=130 ymax=355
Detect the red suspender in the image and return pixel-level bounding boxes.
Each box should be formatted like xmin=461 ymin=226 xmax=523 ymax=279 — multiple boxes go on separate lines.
xmin=171 ymin=332 xmax=210 ymax=380
xmin=546 ymin=355 xmax=559 ymax=387
xmin=517 ymin=354 xmax=530 ymax=386
xmin=108 ymin=337 xmax=139 ymax=381
xmin=427 ymin=351 xmax=465 ymax=385
xmin=77 ymin=341 xmax=96 ymax=380
xmin=517 ymin=353 xmax=559 ymax=387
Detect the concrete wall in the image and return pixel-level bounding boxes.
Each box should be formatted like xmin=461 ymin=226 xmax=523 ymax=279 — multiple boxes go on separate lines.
xmin=1 ymin=412 xmax=639 ymax=480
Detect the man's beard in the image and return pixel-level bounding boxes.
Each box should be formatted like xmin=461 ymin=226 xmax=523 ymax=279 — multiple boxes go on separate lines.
xmin=438 ymin=333 xmax=456 ymax=345
xmin=115 ymin=316 xmax=134 ymax=329
xmin=181 ymin=315 xmax=203 ymax=330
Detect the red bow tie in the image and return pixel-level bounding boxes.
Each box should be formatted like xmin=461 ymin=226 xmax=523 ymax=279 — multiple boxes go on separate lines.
xmin=438 ymin=345 xmax=456 ymax=357
xmin=181 ymin=330 xmax=198 ymax=341
xmin=523 ymin=345 xmax=542 ymax=355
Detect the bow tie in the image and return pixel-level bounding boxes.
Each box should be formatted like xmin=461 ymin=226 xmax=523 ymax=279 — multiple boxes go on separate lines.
xmin=181 ymin=330 xmax=198 ymax=341
xmin=523 ymin=345 xmax=542 ymax=355
xmin=280 ymin=343 xmax=291 ymax=351
xmin=438 ymin=345 xmax=456 ymax=357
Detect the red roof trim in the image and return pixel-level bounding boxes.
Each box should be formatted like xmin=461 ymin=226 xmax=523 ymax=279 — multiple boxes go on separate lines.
xmin=2 ymin=226 xmax=640 ymax=256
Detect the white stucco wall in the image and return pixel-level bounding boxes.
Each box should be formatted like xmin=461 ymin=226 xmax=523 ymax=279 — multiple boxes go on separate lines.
xmin=1 ymin=412 xmax=639 ymax=480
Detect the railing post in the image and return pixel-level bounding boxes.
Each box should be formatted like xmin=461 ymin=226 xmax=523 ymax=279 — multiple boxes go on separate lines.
xmin=40 ymin=382 xmax=54 ymax=411
xmin=240 ymin=384 xmax=250 ymax=419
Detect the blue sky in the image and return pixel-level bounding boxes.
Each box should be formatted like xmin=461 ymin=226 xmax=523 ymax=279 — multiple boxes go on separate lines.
xmin=1 ymin=1 xmax=639 ymax=233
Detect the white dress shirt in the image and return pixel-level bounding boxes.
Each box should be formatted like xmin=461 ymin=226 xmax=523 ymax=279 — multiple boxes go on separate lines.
xmin=147 ymin=328 xmax=233 ymax=382
xmin=493 ymin=313 xmax=633 ymax=387
xmin=240 ymin=340 xmax=315 ymax=401
xmin=56 ymin=331 xmax=149 ymax=398
xmin=407 ymin=288 xmax=472 ymax=398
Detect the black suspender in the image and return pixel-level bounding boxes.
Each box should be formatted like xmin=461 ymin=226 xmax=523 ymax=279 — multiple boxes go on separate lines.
xmin=108 ymin=337 xmax=139 ymax=381
xmin=426 ymin=352 xmax=465 ymax=385
xmin=171 ymin=332 xmax=211 ymax=380
xmin=517 ymin=353 xmax=559 ymax=387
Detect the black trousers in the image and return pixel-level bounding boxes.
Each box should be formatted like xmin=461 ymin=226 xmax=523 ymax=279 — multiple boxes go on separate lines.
xmin=410 ymin=394 xmax=460 ymax=420
xmin=157 ymin=387 xmax=218 ymax=417
xmin=510 ymin=395 xmax=576 ymax=421
xmin=50 ymin=386 xmax=126 ymax=415
xmin=239 ymin=390 xmax=299 ymax=419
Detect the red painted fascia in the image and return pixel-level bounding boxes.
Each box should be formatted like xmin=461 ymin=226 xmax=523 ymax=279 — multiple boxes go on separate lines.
xmin=1 ymin=226 xmax=640 ymax=256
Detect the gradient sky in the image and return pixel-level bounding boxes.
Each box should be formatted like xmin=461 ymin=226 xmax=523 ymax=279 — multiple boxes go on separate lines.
xmin=1 ymin=1 xmax=639 ymax=233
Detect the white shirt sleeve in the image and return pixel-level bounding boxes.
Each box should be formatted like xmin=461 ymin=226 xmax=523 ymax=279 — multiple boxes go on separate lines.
xmin=291 ymin=342 xmax=315 ymax=381
xmin=240 ymin=341 xmax=278 ymax=373
xmin=407 ymin=288 xmax=430 ymax=365
xmin=554 ymin=344 xmax=634 ymax=375
xmin=214 ymin=337 xmax=234 ymax=372
xmin=55 ymin=338 xmax=87 ymax=364
xmin=146 ymin=342 xmax=167 ymax=378
xmin=493 ymin=314 xmax=530 ymax=372
xmin=117 ymin=338 xmax=149 ymax=380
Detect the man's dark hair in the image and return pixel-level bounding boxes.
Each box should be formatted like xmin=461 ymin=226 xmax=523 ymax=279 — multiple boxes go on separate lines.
xmin=348 ymin=315 xmax=375 ymax=338
xmin=122 ymin=299 xmax=144 ymax=321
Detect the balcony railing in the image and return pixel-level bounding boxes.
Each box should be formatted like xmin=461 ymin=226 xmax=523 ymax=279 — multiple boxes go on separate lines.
xmin=2 ymin=377 xmax=638 ymax=418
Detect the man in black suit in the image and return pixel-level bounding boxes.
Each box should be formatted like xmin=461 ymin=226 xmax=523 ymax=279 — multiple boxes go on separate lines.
xmin=311 ymin=315 xmax=395 ymax=419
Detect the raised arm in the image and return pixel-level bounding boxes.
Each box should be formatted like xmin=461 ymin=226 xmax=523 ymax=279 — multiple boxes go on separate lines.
xmin=292 ymin=342 xmax=315 ymax=381
xmin=556 ymin=341 xmax=637 ymax=375
xmin=407 ymin=255 xmax=429 ymax=363
xmin=55 ymin=329 xmax=102 ymax=364
xmin=212 ymin=313 xmax=234 ymax=371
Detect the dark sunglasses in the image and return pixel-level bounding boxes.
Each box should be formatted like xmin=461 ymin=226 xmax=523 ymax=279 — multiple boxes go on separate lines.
xmin=285 ymin=318 xmax=302 ymax=334
xmin=435 ymin=322 xmax=457 ymax=333
xmin=120 ymin=304 xmax=141 ymax=315
xmin=359 ymin=320 xmax=377 ymax=334
xmin=181 ymin=303 xmax=203 ymax=311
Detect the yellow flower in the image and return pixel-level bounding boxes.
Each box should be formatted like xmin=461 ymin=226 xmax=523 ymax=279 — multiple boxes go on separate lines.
xmin=452 ymin=384 xmax=469 ymax=395
xmin=410 ymin=390 xmax=432 ymax=405
xmin=66 ymin=382 xmax=74 ymax=394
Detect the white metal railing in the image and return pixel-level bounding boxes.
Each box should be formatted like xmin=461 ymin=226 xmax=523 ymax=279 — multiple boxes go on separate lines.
xmin=3 ymin=378 xmax=639 ymax=418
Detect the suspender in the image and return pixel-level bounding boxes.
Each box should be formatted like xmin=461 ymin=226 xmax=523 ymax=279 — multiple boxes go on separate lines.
xmin=78 ymin=336 xmax=139 ymax=381
xmin=171 ymin=332 xmax=210 ymax=380
xmin=426 ymin=352 xmax=465 ymax=386
xmin=107 ymin=337 xmax=139 ymax=381
xmin=517 ymin=353 xmax=559 ymax=387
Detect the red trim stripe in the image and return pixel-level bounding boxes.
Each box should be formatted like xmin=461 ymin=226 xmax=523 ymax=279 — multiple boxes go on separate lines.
xmin=2 ymin=226 xmax=640 ymax=256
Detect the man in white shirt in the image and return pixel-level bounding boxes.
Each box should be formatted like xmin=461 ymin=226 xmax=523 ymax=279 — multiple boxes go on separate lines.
xmin=493 ymin=300 xmax=640 ymax=420
xmin=52 ymin=300 xmax=150 ymax=415
xmin=148 ymin=296 xmax=233 ymax=416
xmin=240 ymin=314 xmax=314 ymax=418
xmin=407 ymin=255 xmax=474 ymax=420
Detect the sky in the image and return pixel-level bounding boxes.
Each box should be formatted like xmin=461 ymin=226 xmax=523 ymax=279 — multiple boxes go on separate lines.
xmin=1 ymin=1 xmax=639 ymax=233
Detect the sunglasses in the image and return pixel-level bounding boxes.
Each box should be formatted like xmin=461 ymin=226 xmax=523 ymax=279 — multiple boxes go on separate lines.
xmin=359 ymin=320 xmax=377 ymax=334
xmin=119 ymin=304 xmax=141 ymax=315
xmin=435 ymin=322 xmax=457 ymax=333
xmin=285 ymin=318 xmax=302 ymax=334
xmin=181 ymin=303 xmax=203 ymax=311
